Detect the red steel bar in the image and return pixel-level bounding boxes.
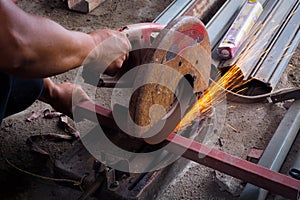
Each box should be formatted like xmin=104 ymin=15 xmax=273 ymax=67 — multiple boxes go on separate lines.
xmin=74 ymin=101 xmax=118 ymax=130
xmin=75 ymin=102 xmax=300 ymax=199
xmin=166 ymin=133 xmax=300 ymax=200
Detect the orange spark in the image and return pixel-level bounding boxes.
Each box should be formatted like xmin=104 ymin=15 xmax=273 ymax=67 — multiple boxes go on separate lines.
xmin=175 ymin=65 xmax=243 ymax=131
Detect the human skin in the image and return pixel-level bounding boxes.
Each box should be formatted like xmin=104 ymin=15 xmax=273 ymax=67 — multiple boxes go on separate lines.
xmin=0 ymin=0 xmax=131 ymax=116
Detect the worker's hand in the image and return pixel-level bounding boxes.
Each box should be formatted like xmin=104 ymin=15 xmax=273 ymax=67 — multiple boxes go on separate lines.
xmin=87 ymin=29 xmax=131 ymax=76
xmin=40 ymin=78 xmax=91 ymax=118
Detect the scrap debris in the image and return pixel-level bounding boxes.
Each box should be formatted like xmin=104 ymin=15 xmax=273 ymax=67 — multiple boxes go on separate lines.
xmin=26 ymin=108 xmax=63 ymax=122
xmin=247 ymin=148 xmax=264 ymax=163
xmin=59 ymin=115 xmax=80 ymax=138
xmin=26 ymin=108 xmax=49 ymax=122
xmin=43 ymin=109 xmax=63 ymax=119
xmin=226 ymin=123 xmax=238 ymax=133
xmin=26 ymin=109 xmax=80 ymax=156
xmin=67 ymin=0 xmax=105 ymax=13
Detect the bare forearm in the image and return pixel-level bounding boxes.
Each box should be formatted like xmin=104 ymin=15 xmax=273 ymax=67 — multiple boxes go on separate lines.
xmin=0 ymin=0 xmax=96 ymax=78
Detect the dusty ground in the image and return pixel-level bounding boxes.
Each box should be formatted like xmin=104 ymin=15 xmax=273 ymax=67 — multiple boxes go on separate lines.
xmin=0 ymin=0 xmax=299 ymax=200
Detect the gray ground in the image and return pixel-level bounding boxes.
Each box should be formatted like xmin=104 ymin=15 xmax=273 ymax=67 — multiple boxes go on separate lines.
xmin=0 ymin=0 xmax=299 ymax=200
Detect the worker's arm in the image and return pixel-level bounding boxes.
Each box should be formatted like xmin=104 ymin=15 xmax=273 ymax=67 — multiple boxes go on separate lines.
xmin=0 ymin=0 xmax=130 ymax=78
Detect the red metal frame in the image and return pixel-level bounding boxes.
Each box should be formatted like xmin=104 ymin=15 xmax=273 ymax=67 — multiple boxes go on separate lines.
xmin=74 ymin=101 xmax=118 ymax=131
xmin=75 ymin=101 xmax=300 ymax=200
xmin=166 ymin=133 xmax=300 ymax=200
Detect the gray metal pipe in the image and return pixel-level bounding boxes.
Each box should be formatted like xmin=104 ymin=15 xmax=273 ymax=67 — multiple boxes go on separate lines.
xmin=239 ymin=99 xmax=300 ymax=200
xmin=153 ymin=0 xmax=196 ymax=25
xmin=289 ymin=148 xmax=300 ymax=181
xmin=274 ymin=133 xmax=300 ymax=200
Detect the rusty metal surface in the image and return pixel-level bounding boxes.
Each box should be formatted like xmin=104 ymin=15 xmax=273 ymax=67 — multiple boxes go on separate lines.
xmin=129 ymin=16 xmax=211 ymax=144
xmin=67 ymin=0 xmax=104 ymax=13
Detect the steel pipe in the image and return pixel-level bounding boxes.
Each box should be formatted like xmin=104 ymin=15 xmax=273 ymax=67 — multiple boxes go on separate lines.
xmin=239 ymin=100 xmax=300 ymax=200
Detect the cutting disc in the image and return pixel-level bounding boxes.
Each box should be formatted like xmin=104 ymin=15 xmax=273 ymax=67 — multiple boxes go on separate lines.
xmin=129 ymin=16 xmax=211 ymax=144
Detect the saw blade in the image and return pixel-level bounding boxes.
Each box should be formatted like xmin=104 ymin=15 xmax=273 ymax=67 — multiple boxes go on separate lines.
xmin=129 ymin=16 xmax=211 ymax=144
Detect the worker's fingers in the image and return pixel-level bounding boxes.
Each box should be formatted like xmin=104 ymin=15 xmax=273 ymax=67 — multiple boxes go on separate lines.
xmin=87 ymin=29 xmax=131 ymax=74
xmin=104 ymin=54 xmax=127 ymax=76
xmin=89 ymin=29 xmax=131 ymax=54
xmin=120 ymin=31 xmax=132 ymax=53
